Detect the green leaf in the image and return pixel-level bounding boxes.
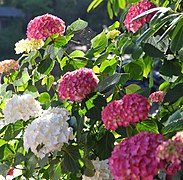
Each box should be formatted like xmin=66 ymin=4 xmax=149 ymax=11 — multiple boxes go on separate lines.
xmin=160 ymin=60 xmax=181 ymax=81
xmin=37 ymin=58 xmax=55 ymax=75
xmin=87 ymin=0 xmax=103 ymax=12
xmin=0 ymin=164 xmax=9 ymax=176
xmin=158 ymin=15 xmax=183 ymax=42
xmin=47 ymin=75 xmax=54 ymax=91
xmin=85 ymin=94 xmax=107 ymax=121
xmin=171 ymin=18 xmax=183 ymax=40
xmin=24 ymin=153 xmax=38 ymax=178
xmin=96 ymin=132 xmax=115 ymax=160
xmin=143 ymin=43 xmax=164 ymax=58
xmin=61 ymin=145 xmax=81 ymax=173
xmin=38 ymin=92 xmax=50 ymax=104
xmin=94 ymin=52 xmax=108 ymax=66
xmin=135 ymin=88 xmax=151 ymax=98
xmin=124 ymin=61 xmax=143 ymax=80
xmin=4 ymin=121 xmax=24 ymax=141
xmin=162 ymin=119 xmax=183 ymax=135
xmin=136 ymin=120 xmax=159 ymax=133
xmin=24 ymin=85 xmax=39 ymax=98
xmin=170 ymin=24 xmax=183 ymax=53
xmin=115 ymin=126 xmax=127 ymax=137
xmin=96 ymin=73 xmax=122 ymax=93
xmin=132 ymin=7 xmax=168 ymax=22
xmin=108 ymin=21 xmax=120 ymax=31
xmin=118 ymin=0 xmax=126 ymax=9
xmin=165 ymin=110 xmax=182 ymax=126
xmin=164 ymin=83 xmax=183 ymax=103
xmin=118 ymin=73 xmax=130 ymax=86
xmin=54 ymin=36 xmax=68 ymax=48
xmin=49 ymin=159 xmax=62 ymax=180
xmin=44 ymin=44 xmax=59 ymax=59
xmin=0 ymin=84 xmax=8 ymax=96
xmin=99 ymin=58 xmax=117 ymax=75
xmin=39 ymin=154 xmax=48 ymax=168
xmin=107 ymin=1 xmax=113 ymax=19
xmin=67 ymin=19 xmax=88 ymax=35
xmin=140 ymin=56 xmax=153 ymax=78
xmin=0 ymin=144 xmax=14 ymax=160
xmin=14 ymin=152 xmax=26 ymax=166
xmin=90 ymin=31 xmax=108 ymax=55
xmin=84 ymin=158 xmax=95 ymax=177
xmin=13 ymin=68 xmax=30 ymax=87
xmin=125 ymin=84 xmax=141 ymax=94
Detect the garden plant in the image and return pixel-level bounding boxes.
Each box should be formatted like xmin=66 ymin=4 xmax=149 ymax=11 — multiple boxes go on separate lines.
xmin=0 ymin=0 xmax=183 ymax=179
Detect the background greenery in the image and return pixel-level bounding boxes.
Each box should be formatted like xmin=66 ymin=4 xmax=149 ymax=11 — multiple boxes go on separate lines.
xmin=0 ymin=0 xmax=114 ymax=60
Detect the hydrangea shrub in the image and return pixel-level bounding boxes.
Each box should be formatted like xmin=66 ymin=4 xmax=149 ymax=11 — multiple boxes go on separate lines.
xmin=0 ymin=1 xmax=183 ymax=179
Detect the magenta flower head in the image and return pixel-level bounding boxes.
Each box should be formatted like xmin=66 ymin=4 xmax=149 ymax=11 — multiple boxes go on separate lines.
xmin=109 ymin=132 xmax=165 ymax=180
xmin=102 ymin=100 xmax=127 ymax=131
xmin=101 ymin=94 xmax=150 ymax=131
xmin=149 ymin=91 xmax=166 ymax=103
xmin=58 ymin=68 xmax=99 ymax=102
xmin=27 ymin=14 xmax=65 ymax=40
xmin=121 ymin=94 xmax=150 ymax=123
xmin=124 ymin=0 xmax=156 ymax=33
xmin=157 ymin=131 xmax=183 ymax=175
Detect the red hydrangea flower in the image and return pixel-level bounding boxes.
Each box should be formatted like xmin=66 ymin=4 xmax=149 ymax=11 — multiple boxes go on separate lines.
xmin=58 ymin=68 xmax=99 ymax=102
xmin=102 ymin=100 xmax=127 ymax=131
xmin=121 ymin=94 xmax=150 ymax=123
xmin=102 ymin=94 xmax=150 ymax=131
xmin=27 ymin=14 xmax=65 ymax=40
xmin=124 ymin=0 xmax=156 ymax=33
xmin=157 ymin=131 xmax=183 ymax=175
xmin=109 ymin=132 xmax=165 ymax=180
xmin=7 ymin=167 xmax=14 ymax=176
xmin=149 ymin=91 xmax=166 ymax=103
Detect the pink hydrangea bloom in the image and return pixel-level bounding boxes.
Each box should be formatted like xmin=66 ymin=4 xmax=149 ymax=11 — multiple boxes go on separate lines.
xmin=58 ymin=68 xmax=99 ymax=102
xmin=124 ymin=0 xmax=156 ymax=33
xmin=157 ymin=131 xmax=183 ymax=175
xmin=0 ymin=59 xmax=19 ymax=74
xmin=102 ymin=100 xmax=128 ymax=131
xmin=149 ymin=91 xmax=166 ymax=103
xmin=121 ymin=94 xmax=150 ymax=123
xmin=7 ymin=167 xmax=14 ymax=176
xmin=102 ymin=94 xmax=150 ymax=131
xmin=109 ymin=132 xmax=165 ymax=180
xmin=27 ymin=14 xmax=65 ymax=40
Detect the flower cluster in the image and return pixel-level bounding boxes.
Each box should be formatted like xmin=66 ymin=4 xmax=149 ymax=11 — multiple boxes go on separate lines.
xmin=82 ymin=158 xmax=113 ymax=180
xmin=109 ymin=132 xmax=165 ymax=180
xmin=107 ymin=29 xmax=121 ymax=39
xmin=27 ymin=14 xmax=65 ymax=40
xmin=23 ymin=107 xmax=74 ymax=159
xmin=124 ymin=0 xmax=156 ymax=33
xmin=102 ymin=94 xmax=150 ymax=130
xmin=121 ymin=94 xmax=150 ymax=123
xmin=15 ymin=38 xmax=44 ymax=54
xmin=3 ymin=94 xmax=42 ymax=124
xmin=149 ymin=91 xmax=166 ymax=103
xmin=58 ymin=68 xmax=99 ymax=102
xmin=0 ymin=59 xmax=19 ymax=74
xmin=102 ymin=100 xmax=126 ymax=131
xmin=157 ymin=131 xmax=183 ymax=175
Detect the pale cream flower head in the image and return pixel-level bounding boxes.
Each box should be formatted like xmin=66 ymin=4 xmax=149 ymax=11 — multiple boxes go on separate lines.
xmin=15 ymin=38 xmax=44 ymax=54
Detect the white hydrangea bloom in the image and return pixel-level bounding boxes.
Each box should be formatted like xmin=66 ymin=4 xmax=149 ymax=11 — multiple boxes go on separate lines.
xmin=83 ymin=158 xmax=113 ymax=180
xmin=3 ymin=94 xmax=42 ymax=124
xmin=23 ymin=107 xmax=74 ymax=159
xmin=15 ymin=38 xmax=44 ymax=54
